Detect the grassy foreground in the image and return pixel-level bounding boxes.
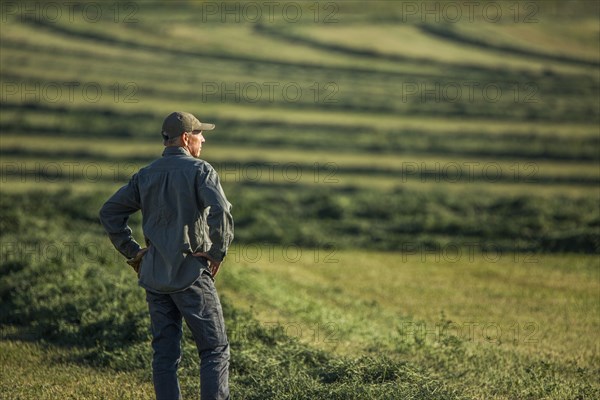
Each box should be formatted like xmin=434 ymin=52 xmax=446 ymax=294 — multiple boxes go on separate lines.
xmin=0 ymin=338 xmax=155 ymax=400
xmin=1 ymin=191 xmax=598 ymax=399
xmin=1 ymin=248 xmax=598 ymax=399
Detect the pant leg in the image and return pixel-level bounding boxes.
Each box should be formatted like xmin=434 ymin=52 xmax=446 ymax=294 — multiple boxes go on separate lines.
xmin=172 ymin=272 xmax=230 ymax=400
xmin=146 ymin=290 xmax=184 ymax=400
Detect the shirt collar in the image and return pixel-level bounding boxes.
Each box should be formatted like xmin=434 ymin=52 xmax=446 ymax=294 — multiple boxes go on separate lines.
xmin=162 ymin=146 xmax=192 ymax=157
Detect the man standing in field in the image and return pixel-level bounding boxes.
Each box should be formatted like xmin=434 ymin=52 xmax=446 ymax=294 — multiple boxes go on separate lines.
xmin=99 ymin=111 xmax=234 ymax=400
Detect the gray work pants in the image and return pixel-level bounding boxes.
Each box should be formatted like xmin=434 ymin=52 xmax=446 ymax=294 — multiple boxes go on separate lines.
xmin=146 ymin=271 xmax=230 ymax=400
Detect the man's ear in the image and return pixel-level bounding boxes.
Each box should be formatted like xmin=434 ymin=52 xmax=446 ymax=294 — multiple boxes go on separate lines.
xmin=180 ymin=132 xmax=189 ymax=146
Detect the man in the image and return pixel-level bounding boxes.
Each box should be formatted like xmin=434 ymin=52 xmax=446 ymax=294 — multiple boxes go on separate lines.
xmin=99 ymin=111 xmax=234 ymax=400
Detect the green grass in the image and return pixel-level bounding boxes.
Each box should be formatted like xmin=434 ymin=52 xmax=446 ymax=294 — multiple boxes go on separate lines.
xmin=2 ymin=187 xmax=596 ymax=398
xmin=278 ymin=23 xmax=598 ymax=75
xmin=0 ymin=337 xmax=155 ymax=400
xmin=220 ymin=247 xmax=600 ymax=365
xmin=2 ymin=130 xmax=599 ymax=200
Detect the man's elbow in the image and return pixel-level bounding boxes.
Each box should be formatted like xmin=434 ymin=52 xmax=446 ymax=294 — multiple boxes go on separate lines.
xmin=98 ymin=202 xmax=111 ymax=230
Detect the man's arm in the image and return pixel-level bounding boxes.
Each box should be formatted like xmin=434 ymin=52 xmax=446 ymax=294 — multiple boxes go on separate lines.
xmin=196 ymin=168 xmax=234 ymax=266
xmin=99 ymin=174 xmax=143 ymax=260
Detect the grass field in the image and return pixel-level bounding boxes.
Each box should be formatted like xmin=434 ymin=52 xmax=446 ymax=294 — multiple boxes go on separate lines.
xmin=1 ymin=0 xmax=599 ymax=398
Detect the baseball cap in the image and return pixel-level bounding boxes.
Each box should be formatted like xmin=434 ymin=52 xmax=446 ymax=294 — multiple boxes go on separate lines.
xmin=161 ymin=111 xmax=215 ymax=139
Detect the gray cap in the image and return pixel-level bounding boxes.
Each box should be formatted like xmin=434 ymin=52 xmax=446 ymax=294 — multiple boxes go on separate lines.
xmin=161 ymin=111 xmax=215 ymax=139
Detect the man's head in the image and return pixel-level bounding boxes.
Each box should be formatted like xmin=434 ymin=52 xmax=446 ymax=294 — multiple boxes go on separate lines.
xmin=161 ymin=111 xmax=215 ymax=157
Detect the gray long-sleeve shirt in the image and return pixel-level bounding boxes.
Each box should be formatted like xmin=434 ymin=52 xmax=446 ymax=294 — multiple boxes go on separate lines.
xmin=99 ymin=146 xmax=234 ymax=293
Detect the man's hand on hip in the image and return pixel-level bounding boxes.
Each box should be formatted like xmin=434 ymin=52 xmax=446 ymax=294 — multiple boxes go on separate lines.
xmin=192 ymin=252 xmax=222 ymax=278
xmin=127 ymin=247 xmax=149 ymax=275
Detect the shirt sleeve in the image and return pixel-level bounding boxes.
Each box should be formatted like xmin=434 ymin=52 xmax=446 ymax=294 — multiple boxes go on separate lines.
xmin=197 ymin=168 xmax=234 ymax=262
xmin=99 ymin=174 xmax=142 ymax=259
